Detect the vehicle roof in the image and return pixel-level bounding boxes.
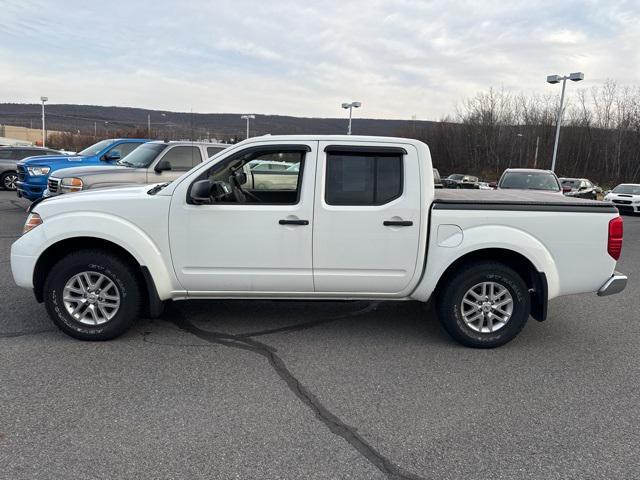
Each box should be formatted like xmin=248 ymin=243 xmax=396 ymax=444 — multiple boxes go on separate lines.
xmin=0 ymin=145 xmax=58 ymax=149
xmin=615 ymin=183 xmax=640 ymax=187
xmin=144 ymin=140 xmax=228 ymax=146
xmin=503 ymin=168 xmax=554 ymax=173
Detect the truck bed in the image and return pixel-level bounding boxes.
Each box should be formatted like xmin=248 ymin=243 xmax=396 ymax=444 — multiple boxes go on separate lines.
xmin=433 ymin=189 xmax=617 ymax=213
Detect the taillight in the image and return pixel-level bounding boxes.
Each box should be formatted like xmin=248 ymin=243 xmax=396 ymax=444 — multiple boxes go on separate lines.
xmin=608 ymin=216 xmax=623 ymax=260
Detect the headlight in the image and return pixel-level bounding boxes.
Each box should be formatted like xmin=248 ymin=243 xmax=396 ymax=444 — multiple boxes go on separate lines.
xmin=27 ymin=166 xmax=50 ymax=176
xmin=60 ymin=177 xmax=83 ymax=192
xmin=23 ymin=212 xmax=42 ymax=234
xmin=604 ymin=195 xmax=611 ymax=201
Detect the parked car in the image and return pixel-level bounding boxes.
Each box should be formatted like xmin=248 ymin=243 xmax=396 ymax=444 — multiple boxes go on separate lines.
xmin=16 ymin=138 xmax=149 ymax=200
xmin=44 ymin=141 xmax=227 ymax=197
xmin=442 ymin=173 xmax=479 ymax=189
xmin=559 ymin=178 xmax=598 ymax=200
xmin=604 ymin=184 xmax=640 ymax=214
xmin=478 ymin=181 xmax=493 ymax=190
xmin=433 ymin=168 xmax=443 ymax=188
xmin=0 ymin=146 xmax=62 ymax=191
xmin=11 ymin=135 xmax=626 ymax=349
xmin=498 ymin=168 xmax=562 ymax=193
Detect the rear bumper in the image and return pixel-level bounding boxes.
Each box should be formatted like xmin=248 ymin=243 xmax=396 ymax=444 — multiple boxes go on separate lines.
xmin=597 ymin=272 xmax=627 ymax=297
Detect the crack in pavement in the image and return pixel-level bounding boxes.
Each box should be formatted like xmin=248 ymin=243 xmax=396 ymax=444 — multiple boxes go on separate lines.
xmin=0 ymin=327 xmax=57 ymax=338
xmin=166 ymin=302 xmax=428 ymax=480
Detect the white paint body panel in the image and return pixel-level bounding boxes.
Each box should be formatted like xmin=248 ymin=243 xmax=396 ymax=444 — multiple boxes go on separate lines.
xmin=10 ymin=135 xmax=620 ymax=307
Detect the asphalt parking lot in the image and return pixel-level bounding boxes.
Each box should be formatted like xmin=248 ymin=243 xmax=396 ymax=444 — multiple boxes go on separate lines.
xmin=1 ymin=189 xmax=639 ymax=480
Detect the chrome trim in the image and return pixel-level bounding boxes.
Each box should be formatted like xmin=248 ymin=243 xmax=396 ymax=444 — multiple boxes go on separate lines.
xmin=597 ymin=272 xmax=628 ymax=297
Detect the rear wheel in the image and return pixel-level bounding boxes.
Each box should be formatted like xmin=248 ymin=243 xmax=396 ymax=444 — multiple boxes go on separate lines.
xmin=44 ymin=250 xmax=142 ymax=340
xmin=437 ymin=261 xmax=530 ymax=348
xmin=1 ymin=171 xmax=18 ymax=190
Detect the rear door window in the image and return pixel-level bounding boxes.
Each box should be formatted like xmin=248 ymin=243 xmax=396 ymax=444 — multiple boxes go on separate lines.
xmin=325 ymin=152 xmax=403 ymax=205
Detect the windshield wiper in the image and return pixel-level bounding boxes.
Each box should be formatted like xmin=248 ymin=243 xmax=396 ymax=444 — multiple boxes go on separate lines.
xmin=147 ymin=182 xmax=170 ymax=195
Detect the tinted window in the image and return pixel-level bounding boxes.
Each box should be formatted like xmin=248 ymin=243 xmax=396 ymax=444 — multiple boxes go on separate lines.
xmin=207 ymin=146 xmax=225 ymax=158
xmin=0 ymin=150 xmax=14 ymax=159
xmin=162 ymin=146 xmax=202 ymax=171
xmin=325 ymin=152 xmax=402 ymax=205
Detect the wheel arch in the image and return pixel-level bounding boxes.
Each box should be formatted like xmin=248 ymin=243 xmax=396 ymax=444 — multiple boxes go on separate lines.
xmin=434 ymin=248 xmax=548 ymax=321
xmin=33 ymin=237 xmax=164 ymax=317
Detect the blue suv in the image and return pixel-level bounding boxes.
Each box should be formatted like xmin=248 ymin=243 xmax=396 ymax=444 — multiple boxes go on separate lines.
xmin=16 ymin=138 xmax=149 ymax=200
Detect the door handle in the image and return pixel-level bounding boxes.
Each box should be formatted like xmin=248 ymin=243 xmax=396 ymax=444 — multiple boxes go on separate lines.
xmin=383 ymin=220 xmax=413 ymax=227
xmin=279 ymin=219 xmax=309 ymax=225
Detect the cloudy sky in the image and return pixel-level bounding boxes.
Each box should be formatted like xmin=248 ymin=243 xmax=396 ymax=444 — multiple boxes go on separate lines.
xmin=1 ymin=0 xmax=638 ymax=120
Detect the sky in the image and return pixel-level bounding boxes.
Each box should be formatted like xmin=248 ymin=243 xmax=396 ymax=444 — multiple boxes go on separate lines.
xmin=1 ymin=0 xmax=639 ymax=120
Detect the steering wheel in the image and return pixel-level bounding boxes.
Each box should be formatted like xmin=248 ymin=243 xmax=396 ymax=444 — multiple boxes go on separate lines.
xmin=229 ymin=171 xmax=261 ymax=203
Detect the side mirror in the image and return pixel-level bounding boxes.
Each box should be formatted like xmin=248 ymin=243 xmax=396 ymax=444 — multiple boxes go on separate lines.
xmin=489 ymin=182 xmax=497 ymax=189
xmin=190 ymin=179 xmax=230 ymax=204
xmin=154 ymin=159 xmax=172 ymax=173
xmin=102 ymin=151 xmax=121 ymax=161
xmin=562 ymin=185 xmax=572 ymax=193
xmin=190 ymin=179 xmax=212 ymax=203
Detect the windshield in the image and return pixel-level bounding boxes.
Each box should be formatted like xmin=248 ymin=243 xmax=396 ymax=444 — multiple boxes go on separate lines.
xmin=499 ymin=171 xmax=560 ymax=191
xmin=612 ymin=184 xmax=640 ymax=195
xmin=78 ymin=140 xmax=114 ymax=156
xmin=118 ymin=143 xmax=167 ymax=168
xmin=561 ymin=179 xmax=580 ymax=189
xmin=447 ymin=174 xmax=464 ymax=180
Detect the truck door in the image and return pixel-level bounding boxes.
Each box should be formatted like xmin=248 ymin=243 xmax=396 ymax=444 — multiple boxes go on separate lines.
xmin=168 ymin=142 xmax=316 ymax=293
xmin=313 ymin=142 xmax=421 ymax=294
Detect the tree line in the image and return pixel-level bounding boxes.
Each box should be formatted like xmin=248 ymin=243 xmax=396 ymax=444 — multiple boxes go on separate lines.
xmin=401 ymin=80 xmax=640 ymax=187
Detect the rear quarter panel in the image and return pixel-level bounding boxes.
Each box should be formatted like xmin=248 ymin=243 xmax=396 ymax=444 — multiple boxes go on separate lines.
xmin=413 ymin=209 xmax=618 ymax=301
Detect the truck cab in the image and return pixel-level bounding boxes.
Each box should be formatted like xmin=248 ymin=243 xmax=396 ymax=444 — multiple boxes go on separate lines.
xmin=16 ymin=138 xmax=148 ymax=200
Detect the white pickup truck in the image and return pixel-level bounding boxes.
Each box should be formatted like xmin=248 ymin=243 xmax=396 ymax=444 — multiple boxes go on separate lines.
xmin=10 ymin=135 xmax=627 ymax=348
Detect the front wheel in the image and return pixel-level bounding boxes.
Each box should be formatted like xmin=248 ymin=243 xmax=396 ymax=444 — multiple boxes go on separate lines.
xmin=44 ymin=250 xmax=142 ymax=340
xmin=437 ymin=261 xmax=530 ymax=348
xmin=1 ymin=171 xmax=18 ymax=190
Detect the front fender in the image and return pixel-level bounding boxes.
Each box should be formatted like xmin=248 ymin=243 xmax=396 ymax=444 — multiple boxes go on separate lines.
xmin=411 ymin=224 xmax=560 ymax=301
xmin=14 ymin=212 xmax=177 ymax=299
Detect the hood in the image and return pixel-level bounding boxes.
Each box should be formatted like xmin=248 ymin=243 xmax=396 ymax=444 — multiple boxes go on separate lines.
xmin=607 ymin=192 xmax=640 ymax=199
xmin=50 ymin=165 xmax=133 ymax=179
xmin=19 ymin=154 xmax=88 ymax=166
xmin=32 ymin=183 xmax=169 ymax=220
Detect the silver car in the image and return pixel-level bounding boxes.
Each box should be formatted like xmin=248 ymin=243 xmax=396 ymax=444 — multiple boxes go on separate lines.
xmin=0 ymin=146 xmax=62 ymax=190
xmin=44 ymin=141 xmax=227 ymax=196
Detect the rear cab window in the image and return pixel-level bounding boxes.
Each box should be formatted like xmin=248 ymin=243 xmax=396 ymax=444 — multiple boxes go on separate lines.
xmin=325 ymin=148 xmax=403 ymax=205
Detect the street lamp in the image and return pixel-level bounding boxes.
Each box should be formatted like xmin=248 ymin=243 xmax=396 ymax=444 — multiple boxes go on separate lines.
xmin=40 ymin=96 xmax=48 ymax=147
xmin=547 ymin=72 xmax=584 ymax=172
xmin=341 ymin=101 xmax=361 ymax=135
xmin=241 ymin=114 xmax=255 ymax=139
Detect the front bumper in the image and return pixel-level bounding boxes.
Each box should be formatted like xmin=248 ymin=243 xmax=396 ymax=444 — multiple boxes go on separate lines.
xmin=597 ymin=272 xmax=628 ymax=297
xmin=16 ymin=180 xmax=46 ymax=200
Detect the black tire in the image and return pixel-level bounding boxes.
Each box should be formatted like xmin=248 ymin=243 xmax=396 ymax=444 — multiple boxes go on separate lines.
xmin=44 ymin=249 xmax=142 ymax=340
xmin=1 ymin=171 xmax=18 ymax=191
xmin=436 ymin=261 xmax=530 ymax=348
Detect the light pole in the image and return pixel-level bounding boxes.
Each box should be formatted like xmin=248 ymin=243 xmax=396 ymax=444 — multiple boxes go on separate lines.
xmin=547 ymin=72 xmax=584 ymax=172
xmin=40 ymin=96 xmax=48 ymax=146
xmin=241 ymin=114 xmax=255 ymax=139
xmin=147 ymin=113 xmax=151 ymax=137
xmin=341 ymin=102 xmax=361 ymax=135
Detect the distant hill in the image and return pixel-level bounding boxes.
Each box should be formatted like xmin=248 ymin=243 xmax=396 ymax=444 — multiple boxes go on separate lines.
xmin=0 ymin=103 xmax=435 ymax=140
